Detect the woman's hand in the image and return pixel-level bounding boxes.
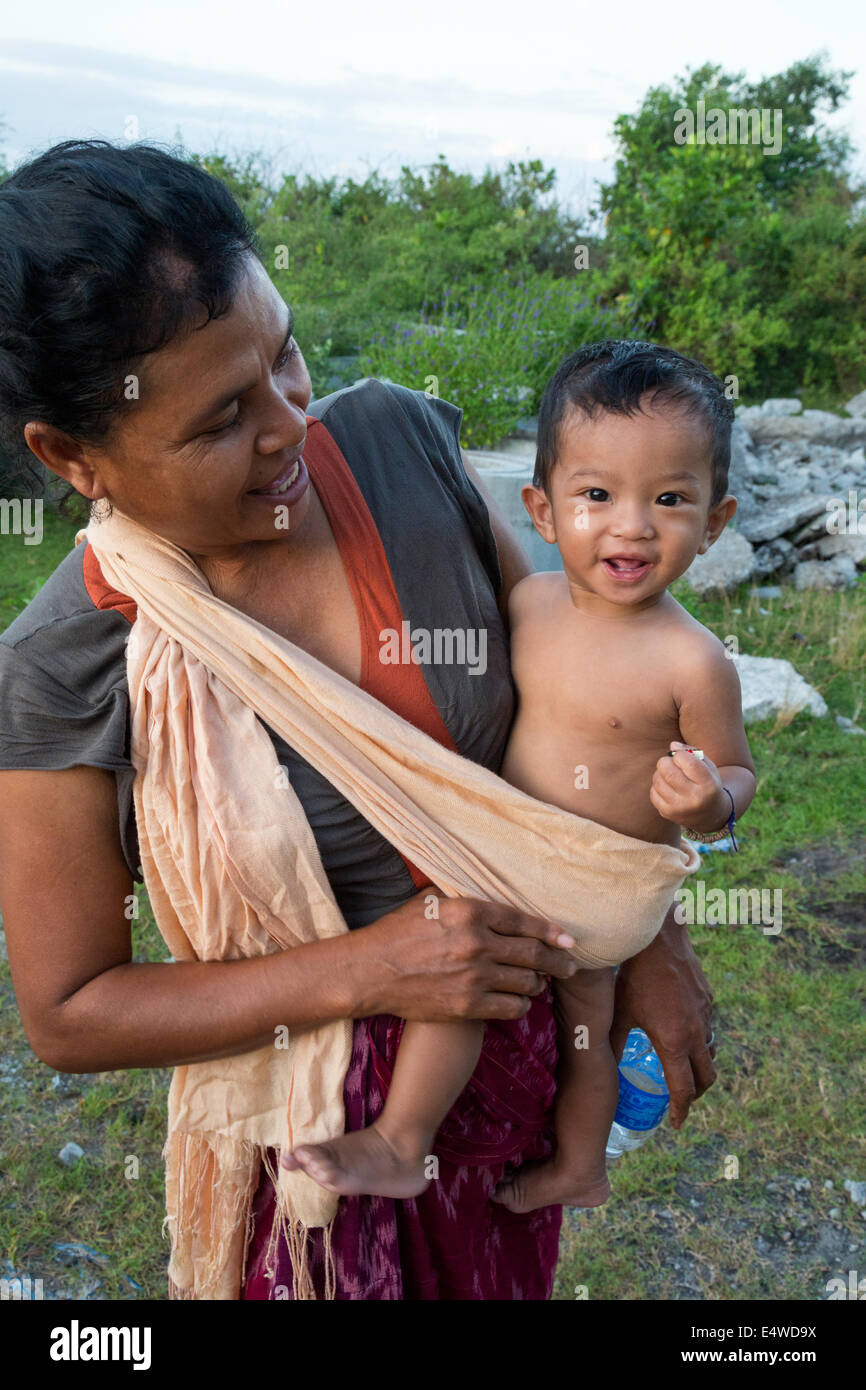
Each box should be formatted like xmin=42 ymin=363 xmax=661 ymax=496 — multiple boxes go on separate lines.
xmin=609 ymin=902 xmax=716 ymax=1129
xmin=355 ymin=891 xmax=579 ymax=1023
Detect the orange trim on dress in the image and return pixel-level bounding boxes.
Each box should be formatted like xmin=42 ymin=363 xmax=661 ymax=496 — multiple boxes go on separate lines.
xmin=303 ymin=415 xmax=457 ymax=888
xmin=82 ymin=536 xmax=138 ymax=625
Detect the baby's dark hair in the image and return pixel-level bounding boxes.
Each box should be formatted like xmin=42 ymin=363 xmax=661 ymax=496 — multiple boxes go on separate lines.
xmin=534 ymin=340 xmax=734 ymax=506
xmin=0 ymin=139 xmax=259 ymax=509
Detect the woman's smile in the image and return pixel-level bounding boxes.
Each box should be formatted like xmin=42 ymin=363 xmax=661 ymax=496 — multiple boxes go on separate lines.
xmin=246 ymin=453 xmax=309 ymax=504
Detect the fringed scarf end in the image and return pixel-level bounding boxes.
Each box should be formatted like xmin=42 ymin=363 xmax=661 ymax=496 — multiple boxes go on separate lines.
xmin=260 ymin=1145 xmax=338 ymax=1300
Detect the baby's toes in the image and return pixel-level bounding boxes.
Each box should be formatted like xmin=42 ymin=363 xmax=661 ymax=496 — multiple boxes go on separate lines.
xmin=295 ymin=1143 xmax=344 ymax=1184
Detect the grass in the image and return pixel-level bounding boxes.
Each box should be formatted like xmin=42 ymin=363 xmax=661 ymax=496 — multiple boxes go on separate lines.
xmin=554 ymin=574 xmax=866 ymax=1300
xmin=1 ymin=512 xmax=864 ymax=1301
xmin=0 ymin=500 xmax=89 ymax=632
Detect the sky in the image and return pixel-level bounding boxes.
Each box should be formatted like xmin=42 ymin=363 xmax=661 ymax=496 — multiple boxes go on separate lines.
xmin=0 ymin=0 xmax=864 ymax=219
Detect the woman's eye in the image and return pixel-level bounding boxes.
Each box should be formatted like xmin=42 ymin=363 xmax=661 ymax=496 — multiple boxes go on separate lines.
xmin=657 ymin=492 xmax=682 ymax=507
xmin=584 ymin=488 xmax=609 ymax=502
xmin=275 ymin=339 xmax=298 ymax=371
xmin=207 ymin=412 xmax=242 ymax=435
xmin=203 ymin=342 xmax=298 ymax=437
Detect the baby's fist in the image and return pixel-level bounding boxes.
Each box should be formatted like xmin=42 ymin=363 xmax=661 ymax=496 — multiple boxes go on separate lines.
xmin=650 ymin=742 xmax=729 ymax=831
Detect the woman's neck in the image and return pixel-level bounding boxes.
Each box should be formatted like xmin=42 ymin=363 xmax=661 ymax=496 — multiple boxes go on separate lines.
xmin=190 ymin=487 xmax=327 ymax=606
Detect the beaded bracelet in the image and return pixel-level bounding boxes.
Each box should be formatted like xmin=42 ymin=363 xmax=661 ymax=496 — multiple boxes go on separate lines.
xmin=684 ymin=786 xmax=739 ymax=852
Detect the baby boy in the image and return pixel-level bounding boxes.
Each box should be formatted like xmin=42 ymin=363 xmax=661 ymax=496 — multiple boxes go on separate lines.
xmin=284 ymin=340 xmax=756 ymax=1211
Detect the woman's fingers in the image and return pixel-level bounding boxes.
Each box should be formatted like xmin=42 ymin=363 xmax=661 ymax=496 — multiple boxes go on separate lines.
xmin=487 ymin=964 xmax=549 ymax=998
xmin=435 ymin=898 xmax=577 ymax=981
xmin=655 ymin=1046 xmax=697 ymax=1129
xmin=690 ymin=1036 xmax=718 ymax=1100
xmin=481 ymin=991 xmax=536 ymax=1020
xmin=473 ymin=901 xmax=576 ymax=951
xmin=488 ymin=927 xmax=578 ymax=981
xmin=660 ymin=1041 xmax=716 ymax=1129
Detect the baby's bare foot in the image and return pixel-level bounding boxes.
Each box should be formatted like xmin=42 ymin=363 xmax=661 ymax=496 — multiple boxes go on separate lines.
xmin=490 ymin=1158 xmax=611 ymax=1214
xmin=282 ymin=1125 xmax=432 ymax=1199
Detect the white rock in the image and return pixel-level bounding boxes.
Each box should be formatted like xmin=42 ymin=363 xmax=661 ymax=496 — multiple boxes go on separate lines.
xmin=738 ymin=495 xmax=827 ymax=544
xmin=685 ymin=528 xmax=756 ymax=594
xmin=793 ymin=556 xmax=858 ymax=591
xmin=729 ymin=418 xmax=758 ymax=483
xmin=58 ymin=1142 xmax=84 ymax=1167
xmin=817 ymin=532 xmax=866 ymax=567
xmin=844 ymin=1180 xmax=866 ymax=1206
xmin=732 ymin=654 xmax=828 ymax=723
xmin=752 ymin=538 xmax=794 ymax=576
xmin=762 ymin=398 xmax=803 ymax=416
xmin=802 ymin=409 xmax=842 ymax=428
xmin=835 ymin=715 xmax=866 ymax=736
xmin=745 ymin=414 xmax=866 ymax=447
xmin=844 ymin=389 xmax=866 ymax=418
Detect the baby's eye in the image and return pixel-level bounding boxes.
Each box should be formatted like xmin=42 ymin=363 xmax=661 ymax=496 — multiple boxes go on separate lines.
xmin=583 ymin=487 xmax=609 ymax=503
xmin=656 ymin=492 xmax=682 ymax=507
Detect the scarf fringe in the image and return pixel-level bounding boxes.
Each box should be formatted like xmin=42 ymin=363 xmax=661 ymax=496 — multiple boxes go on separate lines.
xmin=164 ymin=1131 xmax=336 ymax=1300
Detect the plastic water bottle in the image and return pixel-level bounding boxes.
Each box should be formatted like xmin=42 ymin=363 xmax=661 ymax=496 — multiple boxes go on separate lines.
xmin=606 ymin=1028 xmax=670 ymax=1159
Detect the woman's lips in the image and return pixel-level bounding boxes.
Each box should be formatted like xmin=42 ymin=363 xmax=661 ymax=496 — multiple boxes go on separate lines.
xmin=247 ymin=455 xmax=308 ymax=504
xmin=601 ymin=556 xmax=653 ymax=583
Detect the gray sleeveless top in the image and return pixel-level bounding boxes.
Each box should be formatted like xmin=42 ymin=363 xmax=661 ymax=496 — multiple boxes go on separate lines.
xmin=0 ymin=380 xmax=514 ymax=929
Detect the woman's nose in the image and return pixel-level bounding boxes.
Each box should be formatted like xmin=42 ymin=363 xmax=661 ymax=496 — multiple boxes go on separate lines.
xmin=256 ymin=386 xmax=309 ymax=454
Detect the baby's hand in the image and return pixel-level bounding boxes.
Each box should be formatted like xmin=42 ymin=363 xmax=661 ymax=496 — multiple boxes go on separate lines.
xmin=650 ymin=742 xmax=730 ymax=832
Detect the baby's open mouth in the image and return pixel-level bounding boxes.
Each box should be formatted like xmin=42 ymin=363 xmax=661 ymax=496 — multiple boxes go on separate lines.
xmin=602 ymin=556 xmax=653 ymax=583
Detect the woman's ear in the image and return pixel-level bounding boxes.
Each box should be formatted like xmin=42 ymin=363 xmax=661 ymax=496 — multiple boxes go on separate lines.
xmin=696 ymin=494 xmax=738 ymax=555
xmin=521 ymin=483 xmax=557 ymax=544
xmin=23 ymin=422 xmax=108 ymax=501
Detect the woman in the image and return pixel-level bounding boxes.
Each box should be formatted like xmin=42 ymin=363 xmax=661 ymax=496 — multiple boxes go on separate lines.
xmin=0 ymin=140 xmax=716 ymax=1300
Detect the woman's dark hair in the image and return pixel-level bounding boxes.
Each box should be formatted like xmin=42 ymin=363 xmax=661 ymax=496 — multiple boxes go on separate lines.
xmin=534 ymin=339 xmax=734 ymax=506
xmin=0 ymin=139 xmax=260 ymax=513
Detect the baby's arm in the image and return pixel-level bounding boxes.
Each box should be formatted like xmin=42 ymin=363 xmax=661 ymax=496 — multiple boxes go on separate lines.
xmin=651 ymin=636 xmax=756 ymax=835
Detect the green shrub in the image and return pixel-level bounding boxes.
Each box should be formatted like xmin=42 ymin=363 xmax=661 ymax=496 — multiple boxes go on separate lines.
xmin=359 ymin=273 xmax=645 ymax=448
xmin=596 ymin=56 xmax=866 ymax=402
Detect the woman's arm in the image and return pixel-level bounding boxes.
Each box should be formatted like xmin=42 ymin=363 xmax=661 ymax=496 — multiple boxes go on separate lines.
xmin=0 ymin=766 xmax=578 ymax=1074
xmin=460 ymin=452 xmax=535 ymax=619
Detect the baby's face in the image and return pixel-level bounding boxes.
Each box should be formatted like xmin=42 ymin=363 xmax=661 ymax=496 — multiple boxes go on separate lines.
xmin=523 ymin=397 xmax=735 ymax=611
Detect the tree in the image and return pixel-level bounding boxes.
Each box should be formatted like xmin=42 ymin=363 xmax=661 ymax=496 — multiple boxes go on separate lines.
xmin=596 ymin=55 xmax=866 ymax=400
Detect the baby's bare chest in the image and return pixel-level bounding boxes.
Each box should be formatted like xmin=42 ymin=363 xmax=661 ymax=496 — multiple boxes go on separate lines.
xmin=510 ymin=615 xmax=682 ymax=751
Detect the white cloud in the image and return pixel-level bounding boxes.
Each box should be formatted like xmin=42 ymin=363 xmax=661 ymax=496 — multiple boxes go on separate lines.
xmin=0 ymin=0 xmax=863 ymax=209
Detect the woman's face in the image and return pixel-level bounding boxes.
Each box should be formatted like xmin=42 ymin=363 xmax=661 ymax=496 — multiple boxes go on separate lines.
xmin=45 ymin=253 xmax=314 ymax=559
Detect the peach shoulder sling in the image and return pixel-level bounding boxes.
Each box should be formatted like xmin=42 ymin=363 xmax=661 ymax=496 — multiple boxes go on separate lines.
xmin=76 ymin=507 xmax=699 ymax=1301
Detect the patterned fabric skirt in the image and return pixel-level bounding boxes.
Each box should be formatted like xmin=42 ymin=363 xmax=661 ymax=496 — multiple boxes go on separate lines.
xmin=242 ymin=985 xmax=563 ymax=1300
